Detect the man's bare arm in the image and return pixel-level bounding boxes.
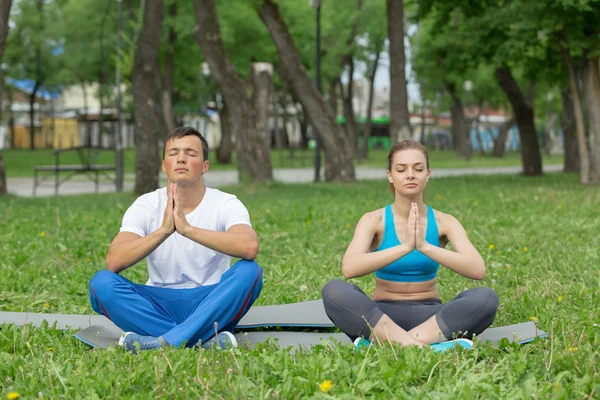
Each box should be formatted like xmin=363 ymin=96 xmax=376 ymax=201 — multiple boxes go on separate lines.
xmin=105 ymin=230 xmax=172 ymax=273
xmin=179 ymin=224 xmax=259 ymax=260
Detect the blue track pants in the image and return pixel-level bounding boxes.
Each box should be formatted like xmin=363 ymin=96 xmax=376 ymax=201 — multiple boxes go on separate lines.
xmin=89 ymin=260 xmax=263 ymax=347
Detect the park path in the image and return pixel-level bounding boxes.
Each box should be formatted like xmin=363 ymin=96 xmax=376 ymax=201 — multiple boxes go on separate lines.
xmin=6 ymin=164 xmax=563 ymax=197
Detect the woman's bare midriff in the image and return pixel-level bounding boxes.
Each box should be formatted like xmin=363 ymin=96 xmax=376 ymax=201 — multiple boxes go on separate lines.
xmin=372 ymin=277 xmax=440 ymax=301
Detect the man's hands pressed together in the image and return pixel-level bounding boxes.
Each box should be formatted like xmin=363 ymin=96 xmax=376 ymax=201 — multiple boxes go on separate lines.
xmin=161 ymin=183 xmax=192 ymax=237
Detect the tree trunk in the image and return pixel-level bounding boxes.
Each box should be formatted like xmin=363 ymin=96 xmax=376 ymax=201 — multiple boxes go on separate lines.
xmin=29 ymin=81 xmax=40 ymax=150
xmin=217 ymin=99 xmax=233 ymax=164
xmin=339 ymin=62 xmax=358 ymax=159
xmin=250 ymin=62 xmax=273 ymax=163
xmin=131 ymin=0 xmax=166 ymax=194
xmin=361 ymin=49 xmax=380 ymax=161
xmin=494 ymin=67 xmax=542 ymax=176
xmin=273 ymin=91 xmax=285 ymax=149
xmin=561 ymin=46 xmax=590 ymax=184
xmin=561 ymin=88 xmax=579 ymax=173
xmin=446 ymin=83 xmax=471 ymax=159
xmin=386 ymin=0 xmax=412 ymax=143
xmin=193 ymin=0 xmax=272 ymax=183
xmin=258 ymin=0 xmax=355 ymax=181
xmin=327 ymin=78 xmax=338 ymax=118
xmin=492 ymin=117 xmax=515 ymax=157
xmin=0 ymin=0 xmax=8 ymax=195
xmin=474 ymin=100 xmax=485 ymax=154
xmin=582 ymin=56 xmax=600 ymax=184
xmin=162 ymin=1 xmax=177 ymax=133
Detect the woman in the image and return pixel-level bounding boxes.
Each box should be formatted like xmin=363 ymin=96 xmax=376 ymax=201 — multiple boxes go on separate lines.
xmin=322 ymin=140 xmax=498 ymax=351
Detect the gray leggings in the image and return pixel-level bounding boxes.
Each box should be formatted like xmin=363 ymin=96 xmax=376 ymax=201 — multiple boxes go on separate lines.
xmin=321 ymin=280 xmax=499 ymax=341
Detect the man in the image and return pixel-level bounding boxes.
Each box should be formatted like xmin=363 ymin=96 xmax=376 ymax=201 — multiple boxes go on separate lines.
xmin=89 ymin=127 xmax=262 ymax=352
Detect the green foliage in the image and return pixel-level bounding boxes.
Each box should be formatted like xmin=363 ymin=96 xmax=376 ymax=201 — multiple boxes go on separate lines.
xmin=0 ymin=173 xmax=599 ymax=397
xmin=4 ymin=0 xmax=63 ymax=91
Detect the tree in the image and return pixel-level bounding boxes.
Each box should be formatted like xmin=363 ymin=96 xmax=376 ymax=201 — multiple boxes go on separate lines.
xmin=193 ymin=0 xmax=273 ymax=183
xmin=387 ymin=0 xmax=412 ymax=143
xmin=410 ymin=14 xmax=473 ymax=158
xmin=258 ymin=0 xmax=355 ymax=181
xmin=0 ymin=0 xmax=12 ymax=196
xmin=5 ymin=0 xmax=60 ymax=150
xmin=415 ymin=1 xmax=544 ymax=175
xmin=131 ymin=0 xmax=167 ymax=194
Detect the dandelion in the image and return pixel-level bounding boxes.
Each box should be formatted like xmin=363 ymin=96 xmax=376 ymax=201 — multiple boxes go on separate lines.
xmin=557 ymin=204 xmax=562 ymax=209
xmin=345 ymin=223 xmax=351 ymax=229
xmin=318 ymin=380 xmax=333 ymax=393
xmin=558 ymin=296 xmax=563 ymax=303
xmin=40 ymin=232 xmax=46 ymax=237
xmin=306 ymin=221 xmax=311 ymax=226
xmin=47 ymin=348 xmax=55 ymax=352
xmin=300 ymin=285 xmax=308 ymax=292
xmin=530 ymin=316 xmax=537 ymax=322
xmin=489 ymin=244 xmax=495 ymax=250
xmin=7 ymin=393 xmax=20 ymax=400
xmin=44 ymin=302 xmax=49 ymax=308
xmin=523 ymin=247 xmax=528 ymax=252
xmin=569 ymin=347 xmax=578 ymax=352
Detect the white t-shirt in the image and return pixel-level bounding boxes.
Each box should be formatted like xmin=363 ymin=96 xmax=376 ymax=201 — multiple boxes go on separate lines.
xmin=119 ymin=187 xmax=252 ymax=288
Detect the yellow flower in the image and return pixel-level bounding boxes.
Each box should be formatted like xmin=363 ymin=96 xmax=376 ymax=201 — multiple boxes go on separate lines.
xmin=523 ymin=247 xmax=528 ymax=252
xmin=7 ymin=393 xmax=20 ymax=400
xmin=489 ymin=244 xmax=495 ymax=250
xmin=306 ymin=221 xmax=311 ymax=226
xmin=318 ymin=380 xmax=333 ymax=393
xmin=530 ymin=316 xmax=537 ymax=322
xmin=40 ymin=232 xmax=46 ymax=237
xmin=47 ymin=348 xmax=55 ymax=352
xmin=558 ymin=296 xmax=563 ymax=303
xmin=345 ymin=223 xmax=351 ymax=229
xmin=266 ymin=209 xmax=271 ymax=214
xmin=436 ymin=195 xmax=443 ymax=200
xmin=557 ymin=204 xmax=562 ymax=209
xmin=569 ymin=346 xmax=578 ymax=352
xmin=44 ymin=302 xmax=49 ymax=308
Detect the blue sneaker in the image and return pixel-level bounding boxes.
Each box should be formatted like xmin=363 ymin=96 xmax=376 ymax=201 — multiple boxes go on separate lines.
xmin=353 ymin=337 xmax=371 ymax=351
xmin=430 ymin=338 xmax=473 ymax=353
xmin=201 ymin=331 xmax=238 ymax=350
xmin=119 ymin=332 xmax=164 ymax=353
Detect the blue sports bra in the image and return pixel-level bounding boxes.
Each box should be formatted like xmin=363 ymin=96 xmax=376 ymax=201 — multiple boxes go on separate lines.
xmin=373 ymin=205 xmax=441 ymax=282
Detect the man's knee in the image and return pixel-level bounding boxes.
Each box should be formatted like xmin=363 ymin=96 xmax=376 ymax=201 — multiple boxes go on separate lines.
xmin=89 ymin=270 xmax=120 ymax=299
xmin=229 ymin=260 xmax=263 ymax=288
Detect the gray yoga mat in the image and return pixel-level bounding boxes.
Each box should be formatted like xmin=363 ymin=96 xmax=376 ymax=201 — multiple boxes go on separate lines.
xmin=74 ymin=322 xmax=547 ymax=350
xmin=0 ymin=299 xmax=334 ymax=331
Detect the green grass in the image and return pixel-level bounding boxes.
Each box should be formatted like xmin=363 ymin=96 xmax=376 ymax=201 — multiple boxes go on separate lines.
xmin=0 ymin=173 xmax=598 ymax=398
xmin=2 ymin=148 xmax=564 ymax=178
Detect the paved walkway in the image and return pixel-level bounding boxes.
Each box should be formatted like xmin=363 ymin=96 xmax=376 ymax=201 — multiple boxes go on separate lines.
xmin=7 ymin=165 xmax=563 ymax=197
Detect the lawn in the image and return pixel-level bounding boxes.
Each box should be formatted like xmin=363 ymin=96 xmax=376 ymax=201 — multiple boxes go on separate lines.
xmin=0 ymin=173 xmax=597 ymax=398
xmin=2 ymin=147 xmax=564 ymax=177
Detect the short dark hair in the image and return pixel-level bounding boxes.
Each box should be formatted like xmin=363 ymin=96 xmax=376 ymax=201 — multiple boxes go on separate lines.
xmin=163 ymin=127 xmax=209 ymax=161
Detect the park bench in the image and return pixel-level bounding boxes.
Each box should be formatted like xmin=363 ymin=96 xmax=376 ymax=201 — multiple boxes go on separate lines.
xmin=33 ymin=146 xmax=117 ymax=195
